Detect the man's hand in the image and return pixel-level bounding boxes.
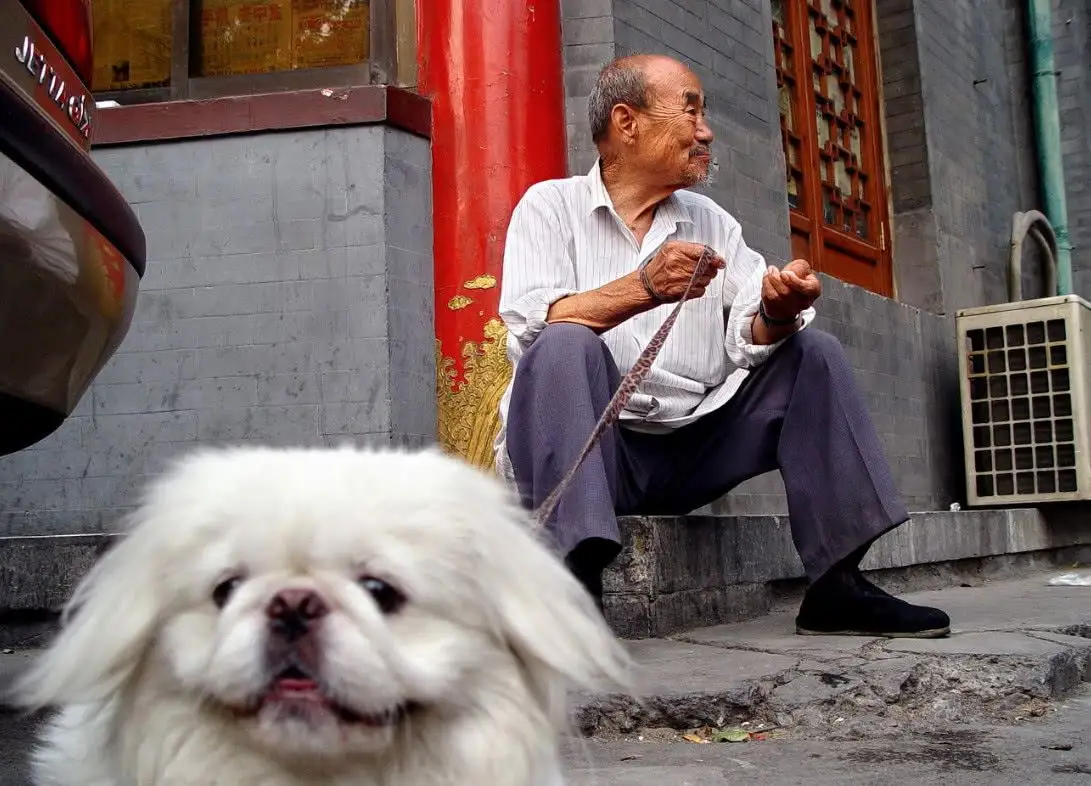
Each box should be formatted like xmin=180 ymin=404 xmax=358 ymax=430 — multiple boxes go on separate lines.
xmin=761 ymin=259 xmax=821 ymax=321
xmin=642 ymin=241 xmax=726 ymax=302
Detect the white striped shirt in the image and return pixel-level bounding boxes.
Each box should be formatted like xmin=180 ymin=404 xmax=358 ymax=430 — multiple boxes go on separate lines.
xmin=493 ymin=161 xmax=815 ymax=477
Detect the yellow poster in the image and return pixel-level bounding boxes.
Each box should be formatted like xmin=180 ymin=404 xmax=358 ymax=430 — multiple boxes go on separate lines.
xmin=292 ymin=0 xmax=370 ymax=70
xmin=199 ymin=0 xmax=293 ymax=76
xmin=91 ymin=0 xmax=172 ymax=91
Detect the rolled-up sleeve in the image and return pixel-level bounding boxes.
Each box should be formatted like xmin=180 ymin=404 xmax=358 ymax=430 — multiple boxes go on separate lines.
xmin=498 ymin=184 xmax=578 ymax=349
xmin=722 ymin=220 xmax=815 ymax=369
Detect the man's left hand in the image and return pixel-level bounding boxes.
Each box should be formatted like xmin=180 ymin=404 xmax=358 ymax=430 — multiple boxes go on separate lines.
xmin=761 ymin=259 xmax=822 ymax=321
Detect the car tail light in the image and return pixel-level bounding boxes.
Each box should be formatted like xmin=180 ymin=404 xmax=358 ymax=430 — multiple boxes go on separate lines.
xmin=22 ymin=0 xmax=94 ymax=87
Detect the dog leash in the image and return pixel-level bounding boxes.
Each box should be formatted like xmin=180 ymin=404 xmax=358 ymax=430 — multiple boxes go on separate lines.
xmin=531 ymin=246 xmax=715 ymax=531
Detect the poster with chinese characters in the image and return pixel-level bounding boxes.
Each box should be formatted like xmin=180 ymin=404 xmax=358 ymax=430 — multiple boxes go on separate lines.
xmin=92 ymin=0 xmax=173 ymax=91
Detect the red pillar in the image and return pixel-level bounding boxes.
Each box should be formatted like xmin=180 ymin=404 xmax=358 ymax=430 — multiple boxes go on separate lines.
xmin=417 ymin=0 xmax=568 ymax=468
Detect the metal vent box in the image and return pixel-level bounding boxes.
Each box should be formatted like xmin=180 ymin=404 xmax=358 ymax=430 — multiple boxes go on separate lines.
xmin=956 ymin=294 xmax=1090 ymax=506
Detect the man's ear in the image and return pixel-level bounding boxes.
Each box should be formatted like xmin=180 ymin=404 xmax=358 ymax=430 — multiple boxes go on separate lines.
xmin=610 ymin=103 xmax=640 ymax=145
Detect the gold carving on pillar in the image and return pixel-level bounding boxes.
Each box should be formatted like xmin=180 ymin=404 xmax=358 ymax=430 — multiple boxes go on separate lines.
xmin=435 ymin=318 xmax=512 ymax=470
xmin=463 ymin=274 xmax=497 ymax=290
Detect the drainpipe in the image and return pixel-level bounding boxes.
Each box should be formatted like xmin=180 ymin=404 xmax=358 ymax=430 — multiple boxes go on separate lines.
xmin=1026 ymin=0 xmax=1073 ymax=296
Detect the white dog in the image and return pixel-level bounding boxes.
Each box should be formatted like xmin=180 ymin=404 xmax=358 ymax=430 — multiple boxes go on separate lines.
xmin=11 ymin=445 xmax=631 ymax=786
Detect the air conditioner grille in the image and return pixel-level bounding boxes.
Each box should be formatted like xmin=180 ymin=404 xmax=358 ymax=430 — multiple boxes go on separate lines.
xmin=965 ymin=316 xmax=1079 ymax=499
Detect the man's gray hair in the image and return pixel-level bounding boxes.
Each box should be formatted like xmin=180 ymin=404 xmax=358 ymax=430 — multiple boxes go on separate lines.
xmin=588 ymin=58 xmax=650 ymax=143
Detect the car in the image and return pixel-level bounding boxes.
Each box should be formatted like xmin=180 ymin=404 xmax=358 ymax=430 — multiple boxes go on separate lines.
xmin=0 ymin=0 xmax=145 ymax=455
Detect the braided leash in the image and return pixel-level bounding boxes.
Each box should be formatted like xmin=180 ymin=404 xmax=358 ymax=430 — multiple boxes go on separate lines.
xmin=531 ymin=246 xmax=715 ymax=531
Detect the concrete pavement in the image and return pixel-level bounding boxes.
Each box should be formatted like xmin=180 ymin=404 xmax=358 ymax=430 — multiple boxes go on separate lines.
xmin=1 ymin=571 xmax=1090 ymax=784
xmin=565 ymin=694 xmax=1091 ymax=784
xmin=578 ymin=573 xmax=1091 ymax=738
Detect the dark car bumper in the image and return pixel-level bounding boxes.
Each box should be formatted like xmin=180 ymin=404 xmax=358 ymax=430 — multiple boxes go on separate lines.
xmin=0 ymin=0 xmax=146 ymax=454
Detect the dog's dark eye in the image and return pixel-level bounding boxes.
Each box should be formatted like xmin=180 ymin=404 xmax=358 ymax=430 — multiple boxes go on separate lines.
xmin=359 ymin=576 xmax=405 ymax=614
xmin=212 ymin=576 xmax=244 ymax=609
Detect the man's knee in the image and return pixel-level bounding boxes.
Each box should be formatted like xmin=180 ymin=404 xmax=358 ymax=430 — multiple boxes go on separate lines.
xmin=521 ymin=322 xmax=607 ymax=370
xmin=786 ymin=328 xmax=844 ymax=358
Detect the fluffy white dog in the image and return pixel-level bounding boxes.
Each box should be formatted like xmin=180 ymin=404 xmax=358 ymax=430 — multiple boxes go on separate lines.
xmin=11 ymin=445 xmax=631 ymax=786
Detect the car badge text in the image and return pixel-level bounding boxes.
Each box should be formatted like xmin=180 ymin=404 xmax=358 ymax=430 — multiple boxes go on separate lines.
xmin=14 ymin=35 xmax=92 ymax=140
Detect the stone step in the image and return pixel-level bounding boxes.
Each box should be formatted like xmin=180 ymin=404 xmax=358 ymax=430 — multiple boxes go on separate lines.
xmin=604 ymin=508 xmax=1091 ymax=638
xmin=1 ymin=509 xmax=1089 ymax=647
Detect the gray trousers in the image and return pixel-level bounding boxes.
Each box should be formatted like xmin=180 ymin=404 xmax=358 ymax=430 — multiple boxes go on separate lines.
xmin=505 ymin=323 xmax=909 ymax=583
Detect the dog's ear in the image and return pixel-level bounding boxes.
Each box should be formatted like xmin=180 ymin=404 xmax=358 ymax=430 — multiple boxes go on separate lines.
xmin=9 ymin=515 xmax=162 ymax=710
xmin=481 ymin=502 xmax=633 ymax=725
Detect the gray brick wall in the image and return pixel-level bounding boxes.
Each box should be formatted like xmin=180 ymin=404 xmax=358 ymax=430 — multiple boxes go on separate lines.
xmin=877 ymin=0 xmax=1046 ymax=313
xmin=558 ymin=0 xmax=1018 ymax=511
xmin=1054 ymin=0 xmax=1091 ymax=299
xmin=0 ymin=126 xmax=434 ymax=537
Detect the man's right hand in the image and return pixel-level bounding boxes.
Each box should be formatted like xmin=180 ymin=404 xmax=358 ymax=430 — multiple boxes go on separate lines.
xmin=642 ymin=241 xmax=726 ymax=302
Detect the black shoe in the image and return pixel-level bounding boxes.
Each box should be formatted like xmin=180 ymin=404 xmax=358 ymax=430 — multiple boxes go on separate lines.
xmin=796 ymin=571 xmax=951 ymax=638
xmin=564 ymin=537 xmax=619 ymax=617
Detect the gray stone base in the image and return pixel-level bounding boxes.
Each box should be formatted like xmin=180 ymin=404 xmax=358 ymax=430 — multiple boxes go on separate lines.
xmin=605 ymin=507 xmax=1091 ymax=638
xmin=1 ymin=507 xmax=1088 ymax=646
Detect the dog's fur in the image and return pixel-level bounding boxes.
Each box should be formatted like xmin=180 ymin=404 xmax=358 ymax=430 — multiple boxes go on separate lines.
xmin=11 ymin=445 xmax=631 ymax=786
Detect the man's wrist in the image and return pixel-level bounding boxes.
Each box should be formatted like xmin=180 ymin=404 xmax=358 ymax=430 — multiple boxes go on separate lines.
xmin=639 ymin=265 xmax=667 ymax=304
xmin=758 ymin=300 xmax=802 ymax=328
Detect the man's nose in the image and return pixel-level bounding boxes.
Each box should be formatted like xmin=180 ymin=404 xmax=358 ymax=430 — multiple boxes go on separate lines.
xmin=266 ymin=588 xmax=329 ymax=641
xmin=696 ymin=115 xmax=714 ymax=144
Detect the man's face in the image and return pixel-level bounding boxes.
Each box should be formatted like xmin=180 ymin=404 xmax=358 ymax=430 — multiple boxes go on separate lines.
xmin=632 ymin=60 xmax=714 ymax=188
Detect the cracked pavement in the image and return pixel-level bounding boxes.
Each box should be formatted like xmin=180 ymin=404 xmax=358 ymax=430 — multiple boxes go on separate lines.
xmin=564 ymin=694 xmax=1091 ymax=784
xmin=577 ymin=574 xmax=1091 ymax=738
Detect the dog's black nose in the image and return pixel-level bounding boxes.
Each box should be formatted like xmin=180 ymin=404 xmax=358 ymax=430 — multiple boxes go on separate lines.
xmin=266 ymin=589 xmax=329 ymax=641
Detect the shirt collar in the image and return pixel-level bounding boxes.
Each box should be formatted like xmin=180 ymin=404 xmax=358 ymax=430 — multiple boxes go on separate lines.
xmin=586 ymin=158 xmax=693 ymax=227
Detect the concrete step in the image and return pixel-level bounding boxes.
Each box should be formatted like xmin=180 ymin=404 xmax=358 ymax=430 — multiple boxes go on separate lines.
xmin=604 ymin=508 xmax=1091 ymax=638
xmin=0 ymin=509 xmax=1089 ymax=646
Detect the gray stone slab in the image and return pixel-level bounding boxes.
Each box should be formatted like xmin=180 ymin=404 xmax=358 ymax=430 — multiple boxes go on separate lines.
xmin=624 ymin=639 xmax=798 ymax=698
xmin=679 ymin=616 xmax=877 ymax=660
xmin=883 ymin=632 xmax=1079 ymax=658
xmin=569 ymin=764 xmax=728 ymax=786
xmin=581 ymin=574 xmax=1091 ymax=734
xmin=886 ymin=579 xmax=1091 ymax=634
xmin=0 ymin=651 xmax=34 ymax=694
xmin=0 ymin=534 xmax=116 ymax=611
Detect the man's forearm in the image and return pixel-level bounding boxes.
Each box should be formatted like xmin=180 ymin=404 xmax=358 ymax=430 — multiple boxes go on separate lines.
xmin=750 ymin=310 xmax=802 ymax=345
xmin=546 ymin=271 xmax=658 ymax=332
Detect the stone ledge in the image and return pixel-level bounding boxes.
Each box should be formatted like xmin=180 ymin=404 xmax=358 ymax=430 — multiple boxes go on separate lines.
xmin=0 ymin=534 xmax=116 ymax=613
xmin=0 ymin=509 xmax=1088 ymax=640
xmin=604 ymin=508 xmax=1091 ymax=638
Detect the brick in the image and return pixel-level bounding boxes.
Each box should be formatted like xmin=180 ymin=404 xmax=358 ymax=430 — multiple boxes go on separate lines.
xmin=563 ymin=16 xmax=614 ymax=46
xmin=197 ymin=405 xmax=322 ymax=443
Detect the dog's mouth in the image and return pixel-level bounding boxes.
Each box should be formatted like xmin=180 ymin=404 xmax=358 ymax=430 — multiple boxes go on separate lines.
xmin=243 ymin=665 xmax=412 ymax=728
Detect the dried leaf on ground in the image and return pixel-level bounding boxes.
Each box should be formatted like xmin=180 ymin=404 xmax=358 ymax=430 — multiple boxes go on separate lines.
xmin=712 ymin=727 xmax=752 ymax=743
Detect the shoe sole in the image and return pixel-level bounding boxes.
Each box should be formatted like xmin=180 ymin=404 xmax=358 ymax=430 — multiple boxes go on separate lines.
xmin=795 ymin=625 xmax=951 ymax=639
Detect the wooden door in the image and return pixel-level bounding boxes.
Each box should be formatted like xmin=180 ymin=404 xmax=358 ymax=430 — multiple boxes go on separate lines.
xmin=771 ymin=0 xmax=893 ymax=296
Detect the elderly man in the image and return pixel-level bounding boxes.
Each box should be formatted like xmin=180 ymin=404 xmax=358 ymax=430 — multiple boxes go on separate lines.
xmin=494 ymin=54 xmax=950 ymax=638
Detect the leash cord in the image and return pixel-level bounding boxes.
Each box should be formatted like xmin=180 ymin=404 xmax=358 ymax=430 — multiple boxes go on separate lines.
xmin=531 ymin=246 xmax=714 ymax=531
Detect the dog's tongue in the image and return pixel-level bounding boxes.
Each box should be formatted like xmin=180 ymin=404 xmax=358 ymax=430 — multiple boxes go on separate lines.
xmin=275 ymin=677 xmax=320 ymax=692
